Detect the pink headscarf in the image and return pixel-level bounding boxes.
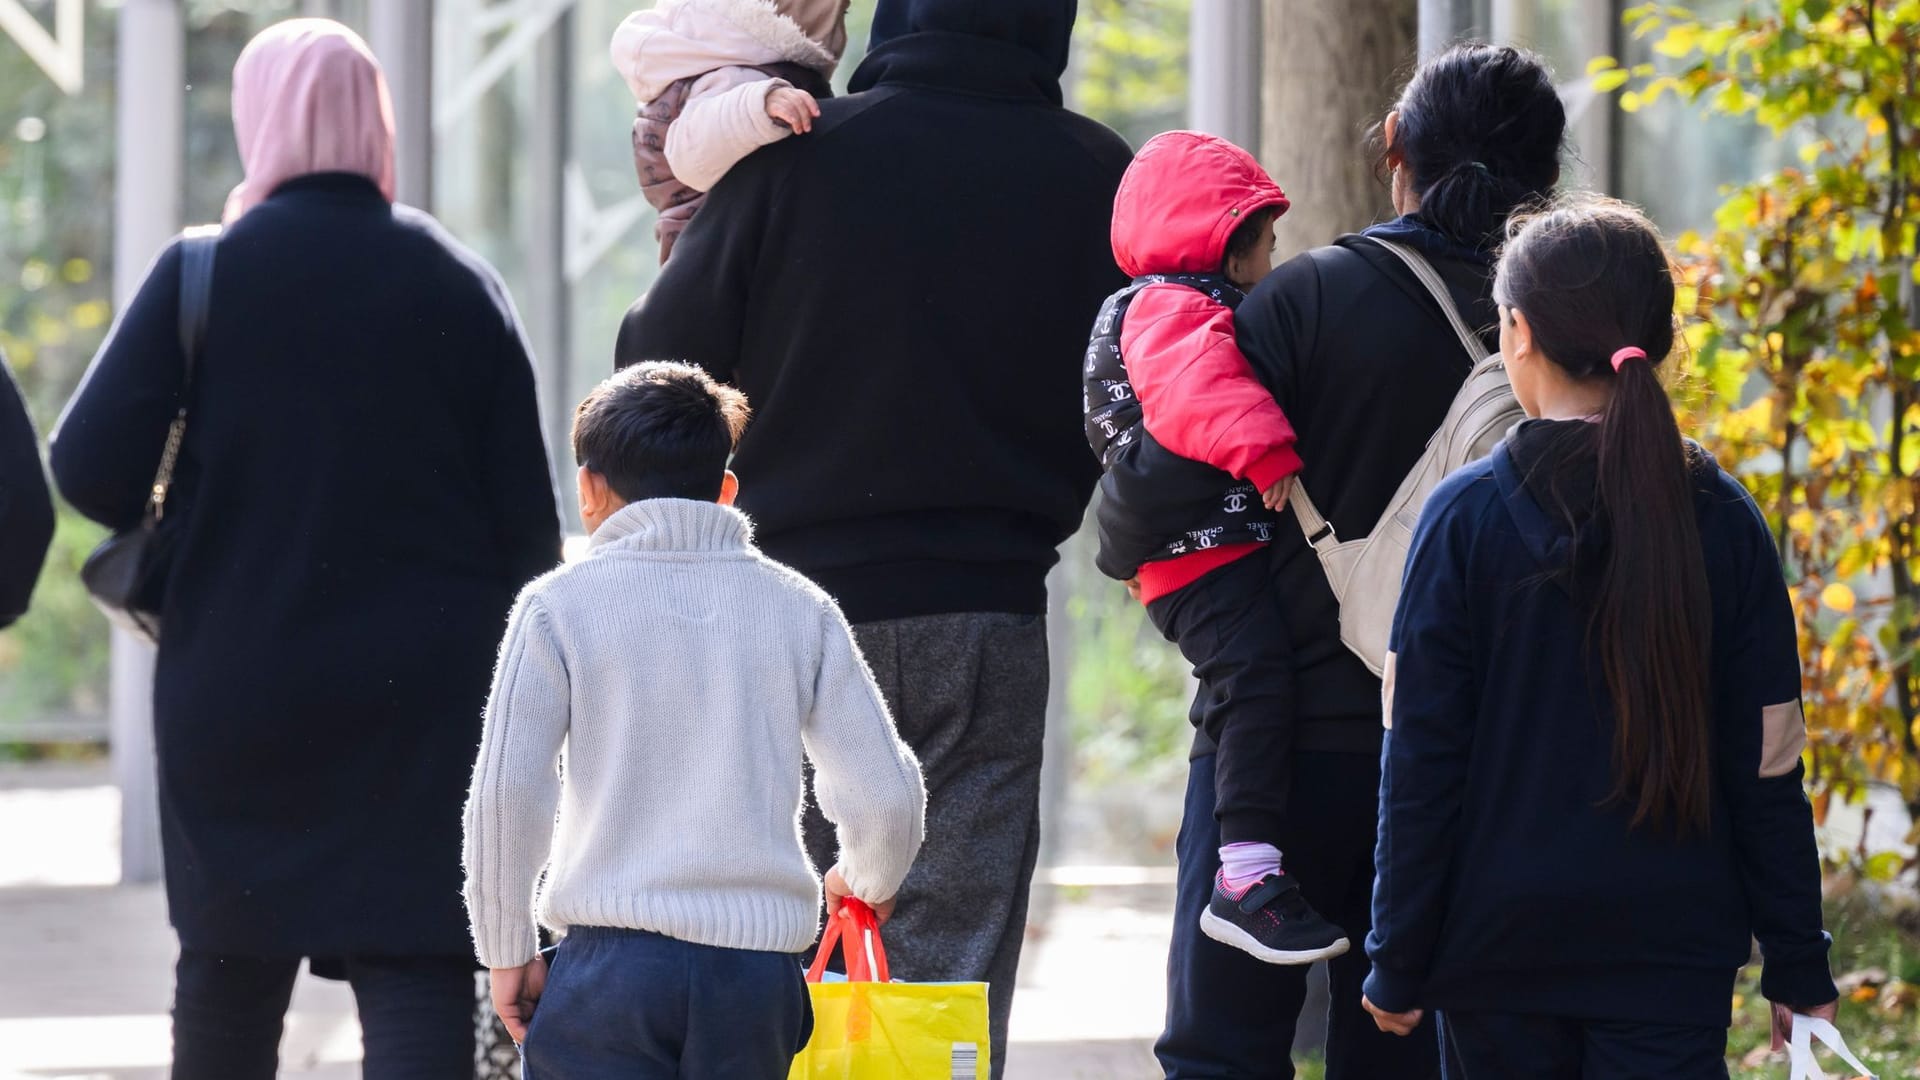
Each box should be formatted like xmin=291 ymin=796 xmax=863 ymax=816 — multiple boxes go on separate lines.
xmin=224 ymin=18 xmax=397 ymax=223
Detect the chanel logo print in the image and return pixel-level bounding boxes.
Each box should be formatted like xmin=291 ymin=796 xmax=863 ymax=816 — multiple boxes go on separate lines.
xmin=1189 ymin=527 xmax=1225 ymax=550
xmin=1249 ymin=522 xmax=1273 ymax=542
xmin=1223 ymin=491 xmax=1249 ymax=513
xmin=1104 ymin=380 xmax=1133 ymax=402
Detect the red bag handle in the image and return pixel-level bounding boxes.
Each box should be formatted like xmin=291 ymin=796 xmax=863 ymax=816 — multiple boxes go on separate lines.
xmin=806 ymin=898 xmax=890 ymax=984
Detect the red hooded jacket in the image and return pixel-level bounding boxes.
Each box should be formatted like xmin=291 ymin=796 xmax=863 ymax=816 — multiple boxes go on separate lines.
xmin=1111 ymin=131 xmax=1300 ymax=601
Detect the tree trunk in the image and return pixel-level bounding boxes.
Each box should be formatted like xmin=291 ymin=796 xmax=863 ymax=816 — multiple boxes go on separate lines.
xmin=1261 ymin=0 xmax=1418 ymax=262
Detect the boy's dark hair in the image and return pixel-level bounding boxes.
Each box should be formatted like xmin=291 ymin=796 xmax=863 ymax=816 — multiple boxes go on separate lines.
xmin=1223 ymin=206 xmax=1280 ymax=267
xmin=572 ymin=361 xmax=750 ymax=503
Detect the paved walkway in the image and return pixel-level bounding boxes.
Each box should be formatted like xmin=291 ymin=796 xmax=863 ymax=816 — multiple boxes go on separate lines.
xmin=0 ymin=765 xmax=1167 ymax=1079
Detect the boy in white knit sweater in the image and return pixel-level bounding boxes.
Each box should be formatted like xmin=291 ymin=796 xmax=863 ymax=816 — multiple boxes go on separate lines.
xmin=463 ymin=362 xmax=926 ymax=1078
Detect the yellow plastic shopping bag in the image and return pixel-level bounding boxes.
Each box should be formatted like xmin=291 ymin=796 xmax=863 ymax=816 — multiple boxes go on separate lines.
xmin=789 ymin=899 xmax=991 ymax=1079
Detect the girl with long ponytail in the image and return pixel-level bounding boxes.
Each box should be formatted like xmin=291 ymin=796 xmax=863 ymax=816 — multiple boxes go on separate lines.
xmin=1361 ymin=196 xmax=1839 ymax=1077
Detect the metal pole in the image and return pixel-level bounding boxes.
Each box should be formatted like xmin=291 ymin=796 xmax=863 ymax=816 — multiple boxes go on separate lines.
xmin=527 ymin=9 xmax=572 ymax=489
xmin=369 ymin=0 xmax=434 ymax=210
xmin=1418 ymin=0 xmax=1481 ymax=58
xmin=112 ymin=0 xmax=184 ymax=886
xmin=1188 ymin=0 xmax=1261 ymax=149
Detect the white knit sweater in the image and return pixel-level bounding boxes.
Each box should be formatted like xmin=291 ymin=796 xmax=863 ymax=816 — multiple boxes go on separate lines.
xmin=462 ymin=498 xmax=925 ymax=969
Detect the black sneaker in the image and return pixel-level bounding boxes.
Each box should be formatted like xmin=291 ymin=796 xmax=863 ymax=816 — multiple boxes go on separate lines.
xmin=1199 ymin=870 xmax=1351 ymax=965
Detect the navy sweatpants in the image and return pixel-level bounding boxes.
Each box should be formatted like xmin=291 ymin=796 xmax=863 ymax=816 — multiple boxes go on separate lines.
xmin=1159 ymin=750 xmax=1441 ymax=1080
xmin=1439 ymin=1011 xmax=1728 ymax=1079
xmin=522 ymin=928 xmax=813 ymax=1080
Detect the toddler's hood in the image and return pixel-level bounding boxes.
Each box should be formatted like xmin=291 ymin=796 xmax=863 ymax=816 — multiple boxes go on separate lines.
xmin=611 ymin=0 xmax=846 ymax=103
xmin=1110 ymin=130 xmax=1289 ymax=278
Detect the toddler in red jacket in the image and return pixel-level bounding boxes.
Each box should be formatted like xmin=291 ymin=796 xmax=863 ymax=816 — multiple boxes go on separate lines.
xmin=1084 ymin=130 xmax=1348 ymax=965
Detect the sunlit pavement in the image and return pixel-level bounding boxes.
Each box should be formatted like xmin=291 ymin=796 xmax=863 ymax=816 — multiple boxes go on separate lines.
xmin=0 ymin=764 xmax=1167 ymax=1079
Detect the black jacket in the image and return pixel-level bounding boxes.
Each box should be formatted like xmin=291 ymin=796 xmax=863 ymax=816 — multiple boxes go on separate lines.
xmin=51 ymin=174 xmax=562 ymax=957
xmin=0 ymin=355 xmax=54 ymax=629
xmin=617 ymin=0 xmax=1131 ymax=624
xmin=1366 ymin=422 xmax=1834 ymax=1024
xmin=1083 ymin=274 xmax=1275 ymax=578
xmin=1232 ymin=217 xmax=1499 ymax=756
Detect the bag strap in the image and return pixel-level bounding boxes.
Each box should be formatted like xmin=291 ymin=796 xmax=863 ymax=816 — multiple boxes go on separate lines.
xmin=1288 ymin=237 xmax=1490 ymax=549
xmin=149 ymin=227 xmax=217 ymax=521
xmin=1363 ymin=237 xmax=1488 ymax=366
xmin=805 ymin=899 xmax=890 ymax=984
xmin=1789 ymin=1014 xmax=1876 ymax=1080
xmin=177 ymin=226 xmax=218 ymax=382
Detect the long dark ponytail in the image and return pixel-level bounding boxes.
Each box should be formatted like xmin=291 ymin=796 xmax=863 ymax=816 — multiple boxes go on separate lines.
xmin=1384 ymin=44 xmax=1566 ymax=249
xmin=1494 ymin=196 xmax=1715 ymax=836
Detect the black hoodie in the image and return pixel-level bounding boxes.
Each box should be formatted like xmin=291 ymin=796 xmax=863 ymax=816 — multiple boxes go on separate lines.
xmin=1364 ymin=419 xmax=1835 ymax=1025
xmin=617 ymin=0 xmax=1131 ymax=624
xmin=0 ymin=355 xmax=54 ymax=628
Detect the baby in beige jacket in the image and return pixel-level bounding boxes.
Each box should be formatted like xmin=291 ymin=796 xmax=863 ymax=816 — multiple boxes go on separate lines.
xmin=612 ymin=0 xmax=850 ymax=262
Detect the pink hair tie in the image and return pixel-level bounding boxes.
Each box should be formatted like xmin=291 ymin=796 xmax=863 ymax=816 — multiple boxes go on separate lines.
xmin=1610 ymin=346 xmax=1647 ymax=372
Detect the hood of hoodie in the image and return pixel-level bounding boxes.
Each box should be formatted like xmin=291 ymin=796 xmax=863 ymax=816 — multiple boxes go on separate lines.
xmin=1110 ymin=131 xmax=1289 ymax=278
xmin=850 ymin=0 xmax=1076 ymax=102
xmin=1500 ymin=419 xmax=1603 ymax=594
xmin=1498 ymin=418 xmax=1720 ymax=595
xmin=610 ymin=0 xmax=846 ymax=104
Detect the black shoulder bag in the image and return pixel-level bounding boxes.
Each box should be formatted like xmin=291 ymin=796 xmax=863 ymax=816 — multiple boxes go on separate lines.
xmin=81 ymin=227 xmax=217 ymax=645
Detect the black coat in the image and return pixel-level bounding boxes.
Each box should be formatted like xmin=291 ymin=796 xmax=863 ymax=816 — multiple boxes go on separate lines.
xmin=1231 ymin=219 xmax=1501 ymax=758
xmin=51 ymin=174 xmax=561 ymax=958
xmin=617 ymin=0 xmax=1131 ymax=624
xmin=0 ymin=354 xmax=54 ymax=628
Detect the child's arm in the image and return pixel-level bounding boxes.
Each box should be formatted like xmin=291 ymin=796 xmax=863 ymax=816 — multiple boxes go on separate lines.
xmin=1122 ymin=285 xmax=1302 ymax=501
xmin=1362 ymin=482 xmax=1478 ymax=1019
xmin=462 ymin=592 xmax=571 ymax=972
xmin=1719 ymin=492 xmax=1836 ymax=1011
xmin=803 ymin=600 xmax=927 ymax=909
xmin=666 ymin=69 xmax=815 ymax=193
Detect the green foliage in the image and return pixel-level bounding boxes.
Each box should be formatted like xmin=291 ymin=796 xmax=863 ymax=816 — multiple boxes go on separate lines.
xmin=1062 ymin=531 xmax=1193 ymax=788
xmin=1609 ymin=1 xmax=1920 ymax=841
xmin=0 ymin=506 xmax=108 ymax=728
xmin=1072 ymin=0 xmax=1189 ymax=146
xmin=1728 ymin=891 xmax=1920 ymax=1075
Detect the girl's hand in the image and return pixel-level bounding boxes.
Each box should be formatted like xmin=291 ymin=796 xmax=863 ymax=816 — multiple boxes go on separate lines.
xmin=766 ymin=87 xmax=820 ymax=133
xmin=1361 ymin=995 xmax=1424 ymax=1036
xmin=824 ymin=865 xmax=896 ymax=926
xmin=1769 ymin=998 xmax=1840 ymax=1052
xmin=489 ymin=953 xmax=549 ymax=1044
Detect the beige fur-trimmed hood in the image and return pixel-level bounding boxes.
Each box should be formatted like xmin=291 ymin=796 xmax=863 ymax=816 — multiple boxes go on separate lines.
xmin=611 ymin=0 xmax=849 ymax=104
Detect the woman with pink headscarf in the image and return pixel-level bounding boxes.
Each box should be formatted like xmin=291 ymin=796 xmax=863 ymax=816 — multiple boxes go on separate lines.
xmin=52 ymin=20 xmax=560 ymax=1078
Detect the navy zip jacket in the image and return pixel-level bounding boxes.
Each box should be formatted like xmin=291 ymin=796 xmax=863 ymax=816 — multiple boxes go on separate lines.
xmin=1365 ymin=420 xmax=1835 ymax=1027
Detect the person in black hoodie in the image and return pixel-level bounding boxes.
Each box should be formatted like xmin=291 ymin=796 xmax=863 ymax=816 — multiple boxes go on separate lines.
xmin=0 ymin=352 xmax=54 ymax=629
xmin=1159 ymin=45 xmax=1565 ymax=1080
xmin=1363 ymin=196 xmax=1835 ymax=1077
xmin=616 ymin=2 xmax=1129 ymax=1074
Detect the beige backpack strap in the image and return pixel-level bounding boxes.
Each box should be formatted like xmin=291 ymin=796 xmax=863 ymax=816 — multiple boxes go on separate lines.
xmin=1284 ymin=239 xmax=1489 ymax=585
xmin=1288 ymin=482 xmax=1338 ymax=551
xmin=1366 ymin=237 xmax=1488 ymax=365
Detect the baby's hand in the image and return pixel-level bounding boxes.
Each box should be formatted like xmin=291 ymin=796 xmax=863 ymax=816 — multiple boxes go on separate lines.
xmin=766 ymin=87 xmax=820 ymax=134
xmin=1262 ymin=475 xmax=1295 ymax=511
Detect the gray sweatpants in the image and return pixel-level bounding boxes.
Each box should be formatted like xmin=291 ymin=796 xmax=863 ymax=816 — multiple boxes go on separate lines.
xmin=802 ymin=610 xmax=1048 ymax=1080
